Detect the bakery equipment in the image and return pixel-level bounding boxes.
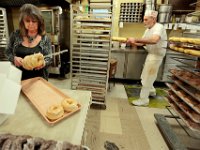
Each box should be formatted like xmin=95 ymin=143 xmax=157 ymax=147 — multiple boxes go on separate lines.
xmin=119 ymin=2 xmax=144 ymax=23
xmin=39 ymin=6 xmax=70 ymax=76
xmin=70 ymin=1 xmax=113 ymax=108
xmin=0 ymin=7 xmax=9 ymax=61
xmin=155 ymin=34 xmax=200 ymax=149
xmin=158 ymin=4 xmax=172 ymax=23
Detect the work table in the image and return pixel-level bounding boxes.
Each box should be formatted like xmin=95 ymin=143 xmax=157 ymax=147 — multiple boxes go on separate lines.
xmin=0 ymin=89 xmax=91 ymax=145
xmin=110 ymin=46 xmax=189 ymax=81
xmin=111 ymin=46 xmax=146 ymax=53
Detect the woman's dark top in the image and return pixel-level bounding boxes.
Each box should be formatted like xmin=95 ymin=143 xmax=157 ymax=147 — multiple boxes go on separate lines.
xmin=15 ymin=44 xmax=45 ymax=80
xmin=5 ymin=30 xmax=52 ymax=80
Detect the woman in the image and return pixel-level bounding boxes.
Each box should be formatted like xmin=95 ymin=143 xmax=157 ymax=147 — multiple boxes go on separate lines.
xmin=5 ymin=3 xmax=52 ymax=80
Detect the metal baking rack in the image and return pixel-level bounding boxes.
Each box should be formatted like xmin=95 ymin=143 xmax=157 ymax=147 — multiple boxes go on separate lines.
xmin=70 ymin=2 xmax=113 ymax=109
xmin=170 ymin=56 xmax=197 ymax=68
xmin=155 ymin=36 xmax=200 ymax=148
xmin=170 ymin=70 xmax=200 ymax=91
xmin=167 ymin=89 xmax=200 ymax=125
xmin=0 ymin=7 xmax=9 ymax=60
xmin=169 ymin=41 xmax=200 ymax=50
xmin=167 ymin=82 xmax=200 ymax=113
xmin=173 ymin=78 xmax=200 ymax=103
xmin=177 ymin=65 xmax=200 ymax=78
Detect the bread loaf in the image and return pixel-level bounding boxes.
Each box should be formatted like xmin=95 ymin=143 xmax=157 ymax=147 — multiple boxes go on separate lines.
xmin=112 ymin=37 xmax=127 ymax=42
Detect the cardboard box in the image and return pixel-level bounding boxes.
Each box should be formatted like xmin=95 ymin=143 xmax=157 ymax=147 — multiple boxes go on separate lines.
xmin=0 ymin=61 xmax=22 ymax=125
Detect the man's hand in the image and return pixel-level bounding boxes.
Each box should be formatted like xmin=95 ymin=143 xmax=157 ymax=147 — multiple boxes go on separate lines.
xmin=127 ymin=37 xmax=136 ymax=45
xmin=14 ymin=56 xmax=23 ymax=67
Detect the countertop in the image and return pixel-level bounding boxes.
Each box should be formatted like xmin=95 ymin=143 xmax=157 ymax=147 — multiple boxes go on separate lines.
xmin=111 ymin=46 xmax=146 ymax=53
xmin=111 ymin=47 xmax=181 ymax=55
xmin=0 ymin=89 xmax=91 ymax=145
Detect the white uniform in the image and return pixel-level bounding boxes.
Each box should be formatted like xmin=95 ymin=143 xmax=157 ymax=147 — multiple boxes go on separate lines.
xmin=139 ymin=23 xmax=167 ymax=102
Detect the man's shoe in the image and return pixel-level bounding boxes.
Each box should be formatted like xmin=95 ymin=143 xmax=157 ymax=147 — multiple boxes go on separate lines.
xmin=149 ymin=91 xmax=156 ymax=97
xmin=132 ymin=99 xmax=149 ymax=106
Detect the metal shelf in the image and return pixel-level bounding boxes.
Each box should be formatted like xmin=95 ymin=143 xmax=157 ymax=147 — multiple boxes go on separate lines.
xmin=0 ymin=8 xmax=8 ymax=60
xmin=70 ymin=3 xmax=113 ymax=107
xmin=167 ymin=97 xmax=200 ymax=134
xmin=169 ymin=69 xmax=200 ymax=92
xmin=173 ymin=78 xmax=200 ymax=103
xmin=167 ymin=82 xmax=200 ymax=116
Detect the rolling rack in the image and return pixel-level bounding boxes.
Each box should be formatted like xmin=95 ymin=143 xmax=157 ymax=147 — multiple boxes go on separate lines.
xmin=0 ymin=7 xmax=9 ymax=61
xmin=155 ymin=36 xmax=200 ymax=149
xmin=70 ymin=1 xmax=113 ymax=109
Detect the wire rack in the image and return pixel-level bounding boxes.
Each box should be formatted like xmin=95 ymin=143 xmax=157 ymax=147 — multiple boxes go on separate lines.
xmin=0 ymin=7 xmax=9 ymax=61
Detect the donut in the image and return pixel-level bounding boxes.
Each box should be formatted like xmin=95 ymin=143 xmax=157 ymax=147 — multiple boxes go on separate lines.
xmin=61 ymin=98 xmax=78 ymax=112
xmin=46 ymin=104 xmax=64 ymax=120
xmin=22 ymin=53 xmax=44 ymax=70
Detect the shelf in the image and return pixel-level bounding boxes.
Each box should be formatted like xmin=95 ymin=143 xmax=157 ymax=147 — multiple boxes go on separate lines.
xmin=167 ymin=82 xmax=200 ymax=114
xmin=167 ymin=96 xmax=200 ymax=134
xmin=168 ymin=90 xmax=200 ymax=124
xmin=171 ymin=57 xmax=197 ymax=68
xmin=169 ymin=69 xmax=200 ymax=91
xmin=178 ymin=65 xmax=200 ymax=77
xmin=173 ymin=78 xmax=200 ymax=103
xmin=70 ymin=3 xmax=113 ymax=104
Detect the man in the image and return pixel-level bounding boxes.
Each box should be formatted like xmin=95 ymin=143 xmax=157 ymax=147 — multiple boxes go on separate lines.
xmin=127 ymin=10 xmax=167 ymax=106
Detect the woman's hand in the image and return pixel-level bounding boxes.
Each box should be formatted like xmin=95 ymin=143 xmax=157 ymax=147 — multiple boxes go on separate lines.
xmin=14 ymin=56 xmax=23 ymax=67
xmin=34 ymin=61 xmax=45 ymax=70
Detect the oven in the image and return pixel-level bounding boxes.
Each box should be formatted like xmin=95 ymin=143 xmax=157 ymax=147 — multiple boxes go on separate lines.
xmin=40 ymin=6 xmax=70 ymax=77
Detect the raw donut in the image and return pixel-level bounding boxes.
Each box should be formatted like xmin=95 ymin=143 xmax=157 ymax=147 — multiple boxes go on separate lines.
xmin=179 ymin=37 xmax=188 ymax=43
xmin=61 ymin=98 xmax=78 ymax=112
xmin=46 ymin=104 xmax=64 ymax=120
xmin=22 ymin=53 xmax=44 ymax=70
xmin=169 ymin=37 xmax=180 ymax=42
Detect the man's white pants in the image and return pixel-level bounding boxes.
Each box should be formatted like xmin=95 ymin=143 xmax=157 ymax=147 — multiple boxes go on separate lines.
xmin=139 ymin=55 xmax=163 ymax=101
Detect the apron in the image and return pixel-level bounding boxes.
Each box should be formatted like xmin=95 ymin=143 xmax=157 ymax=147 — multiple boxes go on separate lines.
xmin=141 ymin=54 xmax=163 ymax=88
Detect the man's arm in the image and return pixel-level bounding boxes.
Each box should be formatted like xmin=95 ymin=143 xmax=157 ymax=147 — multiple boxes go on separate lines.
xmin=127 ymin=34 xmax=160 ymax=46
xmin=135 ymin=34 xmax=160 ymax=44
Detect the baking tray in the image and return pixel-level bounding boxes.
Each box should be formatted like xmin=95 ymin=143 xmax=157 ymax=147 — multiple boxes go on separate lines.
xmin=169 ymin=69 xmax=200 ymax=91
xmin=178 ymin=65 xmax=200 ymax=78
xmin=169 ymin=41 xmax=200 ymax=50
xmin=171 ymin=57 xmax=197 ymax=68
xmin=168 ymin=90 xmax=200 ymax=124
xmin=167 ymin=83 xmax=200 ymax=115
xmin=21 ymin=77 xmax=81 ymax=125
xmin=174 ymin=79 xmax=200 ymax=103
xmin=167 ymin=96 xmax=200 ymax=134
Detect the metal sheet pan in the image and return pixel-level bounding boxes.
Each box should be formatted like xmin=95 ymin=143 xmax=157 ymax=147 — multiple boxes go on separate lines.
xmin=167 ymin=96 xmax=200 ymax=134
xmin=21 ymin=77 xmax=81 ymax=125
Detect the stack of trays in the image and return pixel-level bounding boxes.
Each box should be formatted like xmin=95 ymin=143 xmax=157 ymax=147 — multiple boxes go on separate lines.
xmin=166 ymin=69 xmax=200 ymax=133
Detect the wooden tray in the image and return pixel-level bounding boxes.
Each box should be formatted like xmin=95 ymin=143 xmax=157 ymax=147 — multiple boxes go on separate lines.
xmin=21 ymin=77 xmax=81 ymax=125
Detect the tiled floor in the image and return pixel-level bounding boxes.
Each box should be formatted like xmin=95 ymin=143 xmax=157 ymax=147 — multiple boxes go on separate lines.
xmin=49 ymin=77 xmax=200 ymax=150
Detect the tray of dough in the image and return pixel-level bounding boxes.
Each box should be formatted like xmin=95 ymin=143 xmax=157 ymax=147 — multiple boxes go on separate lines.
xmin=173 ymin=78 xmax=200 ymax=103
xmin=167 ymin=82 xmax=200 ymax=113
xmin=167 ymin=96 xmax=200 ymax=134
xmin=168 ymin=89 xmax=200 ymax=123
xmin=169 ymin=69 xmax=200 ymax=90
xmin=21 ymin=77 xmax=81 ymax=125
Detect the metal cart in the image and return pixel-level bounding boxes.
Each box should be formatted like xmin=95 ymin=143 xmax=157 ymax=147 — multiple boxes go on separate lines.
xmin=70 ymin=2 xmax=113 ymax=109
